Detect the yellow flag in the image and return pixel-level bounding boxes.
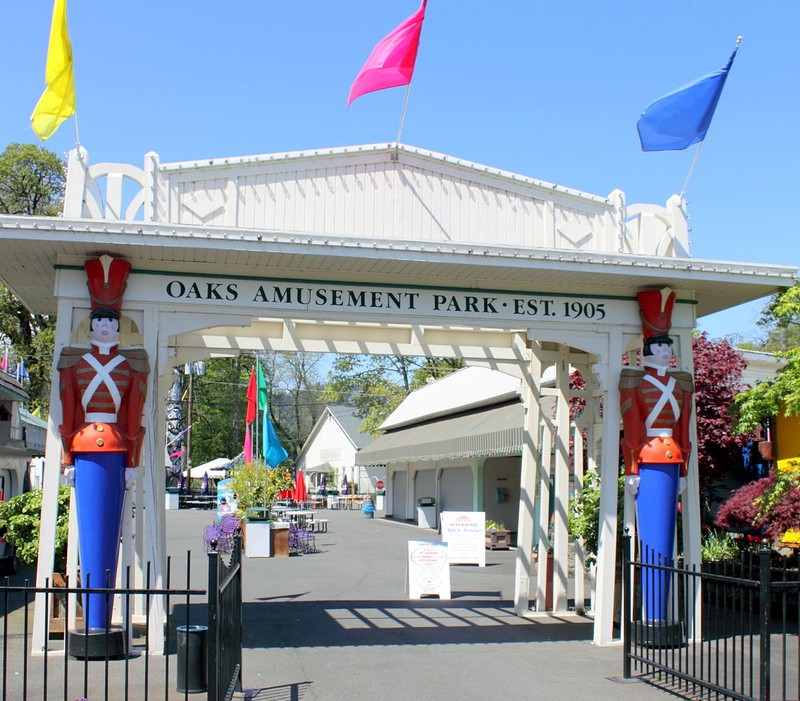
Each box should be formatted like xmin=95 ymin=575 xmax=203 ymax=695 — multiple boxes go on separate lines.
xmin=30 ymin=0 xmax=76 ymax=141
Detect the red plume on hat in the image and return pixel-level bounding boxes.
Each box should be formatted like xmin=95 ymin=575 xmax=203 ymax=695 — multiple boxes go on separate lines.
xmin=637 ymin=287 xmax=675 ymax=343
xmin=85 ymin=255 xmax=131 ymax=319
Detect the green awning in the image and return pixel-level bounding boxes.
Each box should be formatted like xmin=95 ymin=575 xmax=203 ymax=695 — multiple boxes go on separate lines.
xmin=355 ymin=401 xmax=523 ymax=465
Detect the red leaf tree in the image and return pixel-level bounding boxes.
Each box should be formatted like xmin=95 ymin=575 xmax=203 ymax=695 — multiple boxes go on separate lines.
xmin=692 ymin=332 xmax=748 ymax=491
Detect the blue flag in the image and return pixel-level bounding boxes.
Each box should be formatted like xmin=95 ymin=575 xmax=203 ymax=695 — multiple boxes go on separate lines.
xmin=262 ymin=393 xmax=288 ymax=469
xmin=637 ymin=46 xmax=738 ymax=152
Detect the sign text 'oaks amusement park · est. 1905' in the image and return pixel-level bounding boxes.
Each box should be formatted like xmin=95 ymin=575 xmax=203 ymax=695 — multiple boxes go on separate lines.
xmin=122 ymin=274 xmax=643 ymax=326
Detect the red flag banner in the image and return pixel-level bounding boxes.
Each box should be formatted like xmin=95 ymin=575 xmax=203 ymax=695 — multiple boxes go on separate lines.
xmin=245 ymin=369 xmax=257 ymax=425
xmin=348 ymin=1 xmax=427 ymax=107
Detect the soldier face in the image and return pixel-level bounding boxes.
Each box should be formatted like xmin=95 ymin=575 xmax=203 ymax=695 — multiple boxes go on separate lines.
xmin=91 ymin=316 xmax=120 ymax=345
xmin=650 ymin=342 xmax=673 ymax=366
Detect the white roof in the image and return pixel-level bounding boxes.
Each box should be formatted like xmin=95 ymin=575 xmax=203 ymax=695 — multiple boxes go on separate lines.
xmin=739 ymin=349 xmax=782 ymax=388
xmin=380 ymin=366 xmax=521 ymax=431
xmin=188 ymin=457 xmax=231 ymax=478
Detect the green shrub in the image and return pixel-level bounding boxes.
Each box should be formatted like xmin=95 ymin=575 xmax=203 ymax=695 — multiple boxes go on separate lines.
xmin=700 ymin=529 xmax=740 ymax=562
xmin=485 ymin=519 xmax=505 ymax=531
xmin=227 ymin=461 xmax=293 ymax=517
xmin=568 ymin=469 xmax=625 ymax=567
xmin=0 ymin=487 xmax=70 ymax=570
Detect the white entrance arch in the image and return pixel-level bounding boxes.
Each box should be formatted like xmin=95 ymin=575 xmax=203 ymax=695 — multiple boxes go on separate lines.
xmin=0 ymin=142 xmax=789 ymax=651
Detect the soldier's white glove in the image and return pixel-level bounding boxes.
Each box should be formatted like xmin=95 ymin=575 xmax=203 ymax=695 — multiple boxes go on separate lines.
xmin=125 ymin=468 xmax=138 ymax=490
xmin=625 ymin=475 xmax=640 ymax=496
xmin=678 ymin=476 xmax=687 ymax=495
xmin=63 ymin=467 xmax=76 ymax=487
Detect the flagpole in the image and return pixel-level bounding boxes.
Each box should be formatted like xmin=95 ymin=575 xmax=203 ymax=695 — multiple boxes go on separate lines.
xmin=396 ymin=83 xmax=412 ymax=145
xmin=679 ymin=140 xmax=704 ymax=203
xmin=678 ymin=35 xmax=742 ymax=203
xmin=73 ymin=112 xmax=82 ymax=156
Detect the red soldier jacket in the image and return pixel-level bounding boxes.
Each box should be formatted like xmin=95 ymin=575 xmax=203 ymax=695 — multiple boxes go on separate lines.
xmin=619 ymin=366 xmax=694 ymax=477
xmin=58 ymin=346 xmax=149 ymax=468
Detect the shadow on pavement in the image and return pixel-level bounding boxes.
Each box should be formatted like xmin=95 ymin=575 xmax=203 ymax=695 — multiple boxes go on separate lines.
xmin=241 ymin=597 xmax=593 ymax=649
xmin=248 ymin=681 xmax=313 ymax=700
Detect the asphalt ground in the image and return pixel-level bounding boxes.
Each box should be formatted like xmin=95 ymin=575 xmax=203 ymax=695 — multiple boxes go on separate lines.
xmin=1 ymin=506 xmax=677 ymax=701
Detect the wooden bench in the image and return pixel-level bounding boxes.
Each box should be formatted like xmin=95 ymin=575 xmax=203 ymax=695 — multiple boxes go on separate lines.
xmin=311 ymin=519 xmax=329 ymax=533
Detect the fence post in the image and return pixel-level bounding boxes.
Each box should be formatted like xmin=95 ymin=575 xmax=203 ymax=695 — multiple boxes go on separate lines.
xmin=207 ymin=549 xmax=220 ymax=701
xmin=758 ymin=541 xmax=771 ymax=701
xmin=622 ymin=532 xmax=632 ymax=679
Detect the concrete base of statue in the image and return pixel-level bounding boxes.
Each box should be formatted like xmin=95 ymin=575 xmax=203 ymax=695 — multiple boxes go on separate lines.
xmin=68 ymin=626 xmax=128 ymax=659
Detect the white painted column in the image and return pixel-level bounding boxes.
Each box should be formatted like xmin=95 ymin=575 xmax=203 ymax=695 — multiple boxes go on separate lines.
xmin=553 ymin=344 xmax=571 ymax=611
xmin=535 ymin=417 xmax=553 ymax=611
xmin=572 ymin=419 xmax=586 ymax=611
xmin=32 ymin=297 xmax=75 ymax=652
xmin=594 ymin=331 xmax=621 ymax=645
xmin=514 ymin=342 xmax=541 ymax=615
xmin=140 ymin=305 xmax=167 ymax=652
xmin=676 ymin=327 xmax=702 ymax=641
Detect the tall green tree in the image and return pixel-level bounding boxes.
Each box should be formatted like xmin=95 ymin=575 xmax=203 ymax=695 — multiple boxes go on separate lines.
xmin=323 ymin=355 xmax=462 ymax=436
xmin=188 ymin=351 xmax=326 ymax=467
xmin=733 ymin=284 xmax=800 ymax=433
xmin=189 ymin=357 xmax=250 ymax=464
xmin=268 ymin=351 xmax=326 ymax=458
xmin=0 ymin=143 xmax=65 ymax=413
xmin=0 ymin=143 xmax=65 ymax=216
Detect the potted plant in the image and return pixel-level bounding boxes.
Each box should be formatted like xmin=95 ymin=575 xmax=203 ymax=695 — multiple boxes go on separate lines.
xmin=485 ymin=519 xmax=511 ymax=550
xmin=227 ymin=461 xmax=293 ymax=557
xmin=0 ymin=486 xmax=71 ymax=574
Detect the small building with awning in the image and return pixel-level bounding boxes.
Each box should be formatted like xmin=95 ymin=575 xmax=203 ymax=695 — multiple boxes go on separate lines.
xmin=356 ymin=366 xmax=540 ymax=530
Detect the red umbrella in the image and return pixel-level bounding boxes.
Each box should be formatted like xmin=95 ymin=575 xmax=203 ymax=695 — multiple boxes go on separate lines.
xmin=292 ymin=470 xmax=307 ymax=503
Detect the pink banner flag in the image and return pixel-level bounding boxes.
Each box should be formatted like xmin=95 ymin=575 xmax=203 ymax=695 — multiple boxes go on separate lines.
xmin=245 ymin=369 xmax=257 ymax=425
xmin=243 ymin=424 xmax=254 ymax=464
xmin=348 ymin=1 xmax=427 ymax=107
xmin=0 ymin=349 xmax=7 ymax=373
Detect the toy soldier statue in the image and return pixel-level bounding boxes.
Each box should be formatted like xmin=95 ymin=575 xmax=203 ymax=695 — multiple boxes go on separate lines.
xmin=58 ymin=255 xmax=148 ymax=655
xmin=619 ymin=288 xmax=693 ymax=627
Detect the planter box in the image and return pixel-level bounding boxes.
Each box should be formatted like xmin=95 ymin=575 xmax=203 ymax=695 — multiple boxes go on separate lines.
xmin=485 ymin=529 xmax=511 ymax=550
xmin=270 ymin=523 xmax=290 ymax=558
xmin=244 ymin=521 xmax=271 ymax=558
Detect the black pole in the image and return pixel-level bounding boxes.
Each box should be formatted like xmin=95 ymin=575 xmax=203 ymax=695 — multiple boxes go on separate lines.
xmin=623 ymin=532 xmax=632 ymax=679
xmin=758 ymin=541 xmax=771 ymax=701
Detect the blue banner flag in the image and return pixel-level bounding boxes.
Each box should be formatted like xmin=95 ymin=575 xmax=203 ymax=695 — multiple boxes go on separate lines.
xmin=263 ymin=409 xmax=288 ymax=468
xmin=637 ymin=45 xmax=739 ymax=152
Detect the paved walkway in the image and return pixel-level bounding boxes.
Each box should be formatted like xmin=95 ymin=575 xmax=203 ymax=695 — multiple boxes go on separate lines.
xmin=169 ymin=507 xmax=671 ymax=701
xmin=1 ymin=507 xmax=675 ymax=700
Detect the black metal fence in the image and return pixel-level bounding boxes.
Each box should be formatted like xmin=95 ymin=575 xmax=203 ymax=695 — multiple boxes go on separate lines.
xmin=0 ymin=543 xmax=243 ymax=701
xmin=622 ymin=535 xmax=800 ymax=701
xmin=207 ymin=534 xmax=243 ymax=701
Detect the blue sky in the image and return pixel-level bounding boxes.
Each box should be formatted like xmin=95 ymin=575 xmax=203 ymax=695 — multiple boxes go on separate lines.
xmin=2 ymin=1 xmax=798 ymax=342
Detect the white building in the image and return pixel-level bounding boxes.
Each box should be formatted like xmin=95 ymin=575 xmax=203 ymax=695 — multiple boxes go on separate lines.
xmin=296 ymin=404 xmax=376 ymax=493
xmin=0 ymin=373 xmax=35 ymax=500
xmin=358 ymin=367 xmax=525 ymax=525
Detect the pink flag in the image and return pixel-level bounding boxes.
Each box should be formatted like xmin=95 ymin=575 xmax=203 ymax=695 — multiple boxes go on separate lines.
xmin=347 ymin=1 xmax=427 ymax=107
xmin=243 ymin=424 xmax=254 ymax=464
xmin=0 ymin=349 xmax=7 ymax=373
xmin=245 ymin=369 xmax=257 ymax=425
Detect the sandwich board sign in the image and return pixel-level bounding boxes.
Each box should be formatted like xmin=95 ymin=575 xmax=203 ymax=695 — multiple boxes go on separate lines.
xmin=408 ymin=540 xmax=451 ymax=600
xmin=440 ymin=512 xmax=486 ymax=567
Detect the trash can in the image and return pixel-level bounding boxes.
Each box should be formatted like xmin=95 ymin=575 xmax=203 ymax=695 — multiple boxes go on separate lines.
xmin=176 ymin=624 xmax=208 ymax=693
xmin=417 ymin=497 xmax=437 ymax=529
xmin=362 ymin=499 xmax=375 ymax=519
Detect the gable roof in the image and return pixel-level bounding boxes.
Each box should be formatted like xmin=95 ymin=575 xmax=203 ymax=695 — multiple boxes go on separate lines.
xmin=327 ymin=404 xmax=374 ymax=449
xmin=380 ymin=366 xmax=521 ymax=430
xmin=0 ymin=143 xmax=792 ymax=320
xmin=296 ymin=404 xmax=373 ymax=463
